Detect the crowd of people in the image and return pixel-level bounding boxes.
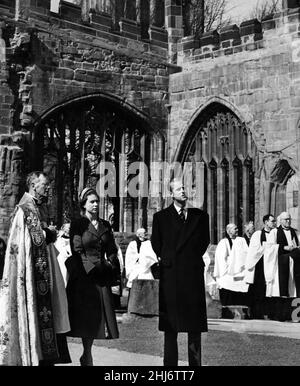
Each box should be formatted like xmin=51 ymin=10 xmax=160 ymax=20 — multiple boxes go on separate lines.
xmin=214 ymin=213 xmax=300 ymax=321
xmin=0 ymin=170 xmax=299 ymax=367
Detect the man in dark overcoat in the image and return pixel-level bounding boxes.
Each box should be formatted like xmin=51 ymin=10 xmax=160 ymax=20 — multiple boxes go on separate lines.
xmin=151 ymin=178 xmax=210 ymax=366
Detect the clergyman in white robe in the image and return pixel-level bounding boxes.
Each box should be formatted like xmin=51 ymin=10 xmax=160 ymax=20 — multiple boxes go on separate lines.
xmin=214 ymin=236 xmax=249 ymax=292
xmin=125 ymin=239 xmax=158 ymax=289
xmin=214 ymin=234 xmax=249 ymax=307
xmin=266 ymin=227 xmax=296 ymax=298
xmin=245 ymin=227 xmax=278 ymax=318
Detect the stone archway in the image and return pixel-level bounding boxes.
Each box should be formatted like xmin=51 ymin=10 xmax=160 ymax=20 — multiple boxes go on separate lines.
xmin=174 ymin=102 xmax=256 ymax=244
xmin=32 ymin=93 xmax=164 ymax=233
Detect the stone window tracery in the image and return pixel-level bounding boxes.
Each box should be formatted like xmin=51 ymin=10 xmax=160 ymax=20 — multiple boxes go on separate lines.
xmin=183 ymin=108 xmax=255 ymax=243
xmin=33 ymin=98 xmax=157 ymax=232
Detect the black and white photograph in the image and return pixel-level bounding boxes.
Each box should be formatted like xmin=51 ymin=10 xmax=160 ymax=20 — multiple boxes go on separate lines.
xmin=1 ymin=0 xmax=300 ymax=371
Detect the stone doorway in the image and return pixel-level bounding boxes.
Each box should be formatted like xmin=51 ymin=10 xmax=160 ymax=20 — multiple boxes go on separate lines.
xmin=32 ymin=95 xmax=160 ymax=233
xmin=174 ymin=103 xmax=256 ymax=244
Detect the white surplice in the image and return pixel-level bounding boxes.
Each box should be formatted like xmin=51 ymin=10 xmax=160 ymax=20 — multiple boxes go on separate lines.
xmin=245 ymin=230 xmax=272 ymax=283
xmin=125 ymin=239 xmax=158 ymax=288
xmin=203 ymin=251 xmax=217 ymax=298
xmin=54 ymin=236 xmax=71 ymax=287
xmin=213 ymin=237 xmax=249 ymax=293
xmin=264 ymin=228 xmax=296 ymax=297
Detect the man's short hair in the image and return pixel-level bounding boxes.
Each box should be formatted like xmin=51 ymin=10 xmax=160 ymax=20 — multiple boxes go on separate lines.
xmin=226 ymin=223 xmax=236 ymax=233
xmin=278 ymin=211 xmax=291 ymax=221
xmin=136 ymin=228 xmax=146 ymax=236
xmin=244 ymin=221 xmax=254 ymax=231
xmin=26 ymin=171 xmax=48 ymax=191
xmin=263 ymin=214 xmax=274 ymax=223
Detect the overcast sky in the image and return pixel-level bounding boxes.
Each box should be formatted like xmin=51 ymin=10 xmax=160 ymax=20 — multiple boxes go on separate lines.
xmin=50 ymin=0 xmax=269 ymax=23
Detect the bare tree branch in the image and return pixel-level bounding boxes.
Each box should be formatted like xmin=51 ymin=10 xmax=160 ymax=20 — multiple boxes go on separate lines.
xmin=183 ymin=0 xmax=232 ymax=37
xmin=249 ymin=0 xmax=282 ymax=21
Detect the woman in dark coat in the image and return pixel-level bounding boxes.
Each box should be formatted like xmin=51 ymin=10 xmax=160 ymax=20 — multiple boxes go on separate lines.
xmin=66 ymin=187 xmax=120 ymax=366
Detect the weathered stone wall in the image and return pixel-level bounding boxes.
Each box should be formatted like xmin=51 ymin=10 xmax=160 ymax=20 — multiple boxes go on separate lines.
xmin=2 ymin=0 xmax=300 ymax=239
xmin=169 ymin=7 xmax=300 ymax=229
xmin=0 ymin=0 xmax=179 ymax=240
xmin=13 ymin=1 xmax=173 ymax=133
xmin=29 ymin=5 xmax=172 ymax=129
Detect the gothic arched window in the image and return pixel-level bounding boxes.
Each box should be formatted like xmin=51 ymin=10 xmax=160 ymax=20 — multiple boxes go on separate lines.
xmin=179 ymin=104 xmax=256 ymax=243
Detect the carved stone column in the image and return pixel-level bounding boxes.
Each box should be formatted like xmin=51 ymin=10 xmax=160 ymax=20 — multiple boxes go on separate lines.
xmin=0 ymin=25 xmax=6 ymax=64
xmin=0 ymin=132 xmax=29 ymax=238
xmin=136 ymin=0 xmax=150 ymax=39
xmin=125 ymin=0 xmax=136 ymax=20
xmin=111 ymin=0 xmax=125 ymax=29
xmin=165 ymin=0 xmax=183 ymax=63
xmin=150 ymin=0 xmax=164 ymax=27
xmin=15 ymin=0 xmax=31 ymax=20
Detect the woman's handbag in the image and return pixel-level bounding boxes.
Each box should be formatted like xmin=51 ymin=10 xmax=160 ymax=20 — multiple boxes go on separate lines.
xmin=94 ymin=257 xmax=121 ymax=287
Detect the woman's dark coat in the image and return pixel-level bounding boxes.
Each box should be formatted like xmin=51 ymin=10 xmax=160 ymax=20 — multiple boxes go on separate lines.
xmin=66 ymin=216 xmax=120 ymax=339
xmin=151 ymin=205 xmax=210 ymax=333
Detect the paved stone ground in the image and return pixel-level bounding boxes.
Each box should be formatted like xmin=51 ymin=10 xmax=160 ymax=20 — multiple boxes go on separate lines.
xmin=57 ymin=314 xmax=300 ymax=367
xmin=208 ymin=318 xmax=300 ymax=340
xmin=63 ymin=343 xmax=187 ymax=367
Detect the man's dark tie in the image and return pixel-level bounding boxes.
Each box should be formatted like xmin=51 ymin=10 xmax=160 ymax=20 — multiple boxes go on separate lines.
xmin=179 ymin=208 xmax=185 ymax=223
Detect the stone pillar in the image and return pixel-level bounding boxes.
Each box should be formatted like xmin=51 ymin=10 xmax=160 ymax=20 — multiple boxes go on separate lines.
xmin=242 ymin=165 xmax=250 ymax=223
xmin=270 ymin=183 xmax=278 ymax=216
xmin=0 ymin=132 xmax=29 ymax=239
xmin=82 ymin=0 xmax=102 ymax=21
xmin=156 ymin=134 xmax=165 ymax=210
xmin=136 ymin=0 xmax=150 ymax=39
xmin=137 ymin=133 xmax=146 ymax=229
xmin=208 ymin=162 xmax=217 ymax=244
xmin=165 ymin=0 xmax=183 ymax=64
xmin=193 ymin=134 xmax=204 ymax=209
xmin=111 ymin=0 xmax=125 ymax=29
xmin=17 ymin=0 xmax=50 ymax=19
xmin=99 ymin=0 xmax=110 ymax=12
xmin=182 ymin=0 xmax=191 ymax=36
xmin=150 ymin=0 xmax=164 ymax=27
xmin=228 ymin=164 xmax=235 ymax=224
xmin=0 ymin=25 xmax=5 ymax=64
xmin=265 ymin=181 xmax=272 ymax=214
xmin=217 ymin=166 xmax=225 ymax=242
xmin=125 ymin=0 xmax=136 ymax=20
xmin=15 ymin=0 xmax=30 ymax=20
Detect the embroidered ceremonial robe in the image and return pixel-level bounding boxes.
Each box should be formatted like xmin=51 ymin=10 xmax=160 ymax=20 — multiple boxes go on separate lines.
xmin=0 ymin=193 xmax=70 ymax=366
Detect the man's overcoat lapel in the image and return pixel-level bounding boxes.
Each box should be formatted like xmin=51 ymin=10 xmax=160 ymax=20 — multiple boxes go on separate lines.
xmin=176 ymin=209 xmax=199 ymax=252
xmin=165 ymin=205 xmax=199 ymax=252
